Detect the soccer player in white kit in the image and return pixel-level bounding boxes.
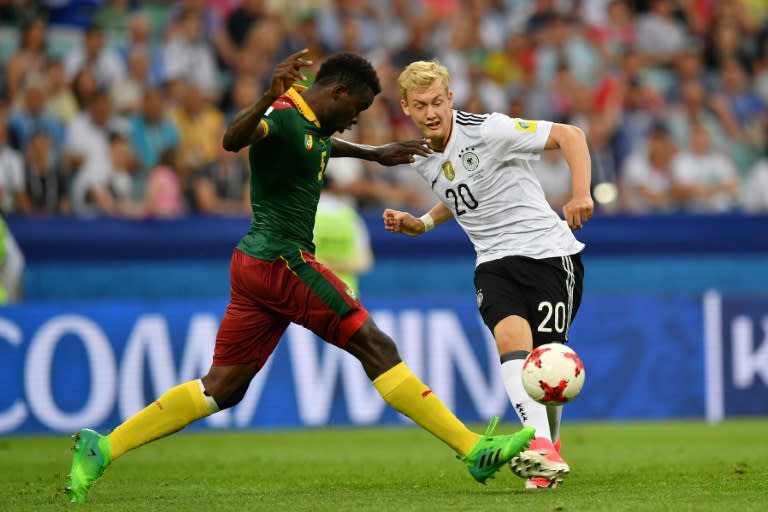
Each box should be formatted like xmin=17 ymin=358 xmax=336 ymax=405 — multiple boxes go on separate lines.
xmin=383 ymin=60 xmax=594 ymax=489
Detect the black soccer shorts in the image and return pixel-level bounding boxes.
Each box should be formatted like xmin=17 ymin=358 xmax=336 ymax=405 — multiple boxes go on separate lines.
xmin=473 ymin=253 xmax=584 ymax=346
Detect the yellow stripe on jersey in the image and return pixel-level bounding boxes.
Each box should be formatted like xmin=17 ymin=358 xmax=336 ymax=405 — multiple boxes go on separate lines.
xmin=286 ymin=87 xmax=320 ymax=127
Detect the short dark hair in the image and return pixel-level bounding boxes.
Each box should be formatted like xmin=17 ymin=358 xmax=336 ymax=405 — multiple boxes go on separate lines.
xmin=314 ymin=53 xmax=381 ymax=96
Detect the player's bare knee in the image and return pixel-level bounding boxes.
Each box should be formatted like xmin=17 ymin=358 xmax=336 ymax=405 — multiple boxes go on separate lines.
xmin=216 ymin=382 xmax=250 ymax=409
xmin=494 ymin=315 xmax=534 ymax=353
xmin=346 ymin=319 xmax=401 ymax=378
xmin=201 ymin=366 xmax=256 ymax=409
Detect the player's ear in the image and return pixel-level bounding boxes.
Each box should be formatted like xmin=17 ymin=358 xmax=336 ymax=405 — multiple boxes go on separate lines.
xmin=400 ymin=98 xmax=410 ymax=116
xmin=446 ymin=90 xmax=453 ymax=107
xmin=331 ymin=84 xmax=347 ymax=100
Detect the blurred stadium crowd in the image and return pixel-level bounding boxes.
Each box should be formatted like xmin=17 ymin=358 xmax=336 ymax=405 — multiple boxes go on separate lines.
xmin=1 ymin=0 xmax=768 ymax=219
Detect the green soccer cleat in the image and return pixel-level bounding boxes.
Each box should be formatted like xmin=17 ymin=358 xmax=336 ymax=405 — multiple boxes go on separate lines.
xmin=66 ymin=428 xmax=112 ymax=504
xmin=460 ymin=417 xmax=535 ymax=484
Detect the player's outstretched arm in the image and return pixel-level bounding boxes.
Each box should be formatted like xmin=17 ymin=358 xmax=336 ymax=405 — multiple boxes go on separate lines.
xmin=331 ymin=137 xmax=431 ymax=165
xmin=223 ymin=49 xmax=313 ymax=152
xmin=383 ymin=202 xmax=452 ymax=236
xmin=545 ymin=123 xmax=594 ymax=230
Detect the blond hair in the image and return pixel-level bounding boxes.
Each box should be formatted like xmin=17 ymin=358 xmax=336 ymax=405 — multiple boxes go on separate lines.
xmin=397 ymin=60 xmax=451 ymax=100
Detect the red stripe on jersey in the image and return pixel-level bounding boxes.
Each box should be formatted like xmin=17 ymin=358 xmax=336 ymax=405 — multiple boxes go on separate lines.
xmin=271 ymin=96 xmax=295 ymax=110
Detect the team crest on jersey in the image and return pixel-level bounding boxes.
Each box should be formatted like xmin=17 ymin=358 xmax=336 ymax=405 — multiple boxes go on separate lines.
xmin=304 ymin=133 xmax=314 ymax=151
xmin=442 ymin=161 xmax=455 ymax=181
xmin=476 ymin=289 xmax=484 ymax=308
xmin=514 ymin=119 xmax=538 ymax=132
xmin=459 ymin=147 xmax=479 ymax=171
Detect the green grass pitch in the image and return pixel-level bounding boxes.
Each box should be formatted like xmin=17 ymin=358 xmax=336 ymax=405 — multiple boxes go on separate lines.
xmin=1 ymin=419 xmax=766 ymax=512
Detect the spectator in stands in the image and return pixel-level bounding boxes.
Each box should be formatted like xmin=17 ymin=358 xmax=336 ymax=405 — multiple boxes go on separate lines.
xmin=619 ymin=122 xmax=679 ymax=213
xmin=338 ymin=17 xmax=363 ymax=56
xmin=110 ymin=46 xmax=151 ymax=117
xmin=710 ymin=57 xmax=766 ymax=174
xmin=8 ymin=75 xmax=66 ymax=155
xmin=434 ymin=16 xmax=481 ymax=109
xmin=390 ymin=17 xmax=434 ymax=69
xmin=317 ymin=0 xmax=381 ymax=54
xmin=703 ymin=19 xmax=754 ymax=76
xmin=535 ymin=14 xmax=600 ymax=89
xmin=277 ymin=10 xmax=330 ymax=65
xmin=671 ymin=122 xmax=740 ymax=213
xmin=634 ymin=0 xmax=690 ymax=68
xmin=23 ymin=130 xmax=70 ymax=215
xmin=45 ymin=59 xmax=78 ymax=123
xmin=129 ymin=87 xmax=179 ymax=172
xmin=64 ymin=24 xmax=126 ymax=89
xmin=5 ymin=18 xmax=48 ymax=100
xmin=233 ymin=19 xmax=283 ymax=90
xmin=587 ymin=0 xmax=636 ymax=69
xmin=523 ymin=0 xmax=560 ymax=33
xmin=2 ymin=0 xmax=768 ymax=219
xmin=711 ymin=0 xmax=760 ymax=41
xmin=66 ymin=89 xmax=123 ymax=214
xmin=189 ymin=131 xmax=249 ymax=216
xmin=710 ymin=58 xmax=766 ymax=145
xmin=93 ymin=0 xmax=134 ymax=43
xmin=377 ymin=0 xmax=418 ymax=55
xmin=71 ymin=67 xmax=99 ymax=109
xmin=165 ymin=0 xmax=222 ymax=42
xmin=613 ymin=72 xmax=663 ymax=167
xmin=162 ymin=8 xmax=220 ymax=98
xmin=70 ymin=132 xmax=136 ymax=217
xmin=116 ymin=12 xmax=164 ymax=86
xmin=141 ymin=147 xmax=185 ymax=219
xmin=221 ymin=74 xmax=260 ymax=122
xmin=169 ymin=81 xmax=225 ymax=174
xmin=666 ymin=48 xmax=710 ymax=103
xmin=0 ymin=109 xmax=28 ymax=214
xmin=664 ymin=80 xmax=731 ymax=157
xmin=217 ymin=0 xmax=267 ymax=69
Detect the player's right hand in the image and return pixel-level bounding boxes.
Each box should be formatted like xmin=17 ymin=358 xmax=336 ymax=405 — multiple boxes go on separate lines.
xmin=383 ymin=208 xmax=423 ymax=236
xmin=267 ymin=49 xmax=313 ymax=99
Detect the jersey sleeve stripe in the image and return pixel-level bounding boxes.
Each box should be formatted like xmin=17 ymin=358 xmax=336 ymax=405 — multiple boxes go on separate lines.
xmin=456 ymin=111 xmax=489 ymax=122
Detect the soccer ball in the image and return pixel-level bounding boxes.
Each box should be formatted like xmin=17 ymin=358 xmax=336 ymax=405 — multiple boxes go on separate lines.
xmin=521 ymin=343 xmax=585 ymax=405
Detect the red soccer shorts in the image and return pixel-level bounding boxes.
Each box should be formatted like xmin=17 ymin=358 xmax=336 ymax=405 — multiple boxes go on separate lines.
xmin=213 ymin=248 xmax=369 ymax=367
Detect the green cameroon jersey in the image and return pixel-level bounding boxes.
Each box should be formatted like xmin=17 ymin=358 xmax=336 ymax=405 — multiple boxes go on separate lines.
xmin=236 ymin=87 xmax=332 ymax=260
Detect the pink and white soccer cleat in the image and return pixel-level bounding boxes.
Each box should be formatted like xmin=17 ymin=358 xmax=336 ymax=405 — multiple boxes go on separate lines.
xmin=510 ymin=437 xmax=568 ymax=488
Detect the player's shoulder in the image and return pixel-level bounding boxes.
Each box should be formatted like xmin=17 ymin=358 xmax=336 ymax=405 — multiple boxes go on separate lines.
xmin=454 ymin=110 xmax=511 ymax=136
xmin=454 ymin=109 xmax=491 ymax=127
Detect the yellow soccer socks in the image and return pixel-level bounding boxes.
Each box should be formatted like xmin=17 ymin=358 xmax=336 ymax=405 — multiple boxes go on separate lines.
xmin=373 ymin=362 xmax=480 ymax=456
xmin=109 ymin=379 xmax=219 ymax=460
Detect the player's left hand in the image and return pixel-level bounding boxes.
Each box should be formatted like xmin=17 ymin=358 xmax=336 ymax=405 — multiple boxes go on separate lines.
xmin=375 ymin=138 xmax=432 ymax=166
xmin=562 ymin=194 xmax=594 ymax=230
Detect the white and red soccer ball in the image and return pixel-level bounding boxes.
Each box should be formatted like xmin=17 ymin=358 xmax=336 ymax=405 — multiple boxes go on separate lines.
xmin=521 ymin=343 xmax=585 ymax=405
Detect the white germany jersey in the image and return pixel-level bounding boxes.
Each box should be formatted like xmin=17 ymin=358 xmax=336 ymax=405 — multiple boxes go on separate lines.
xmin=411 ymin=110 xmax=584 ymax=266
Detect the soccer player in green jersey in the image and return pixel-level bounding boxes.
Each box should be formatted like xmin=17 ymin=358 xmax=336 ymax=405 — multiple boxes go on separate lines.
xmin=65 ymin=50 xmax=535 ymax=503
